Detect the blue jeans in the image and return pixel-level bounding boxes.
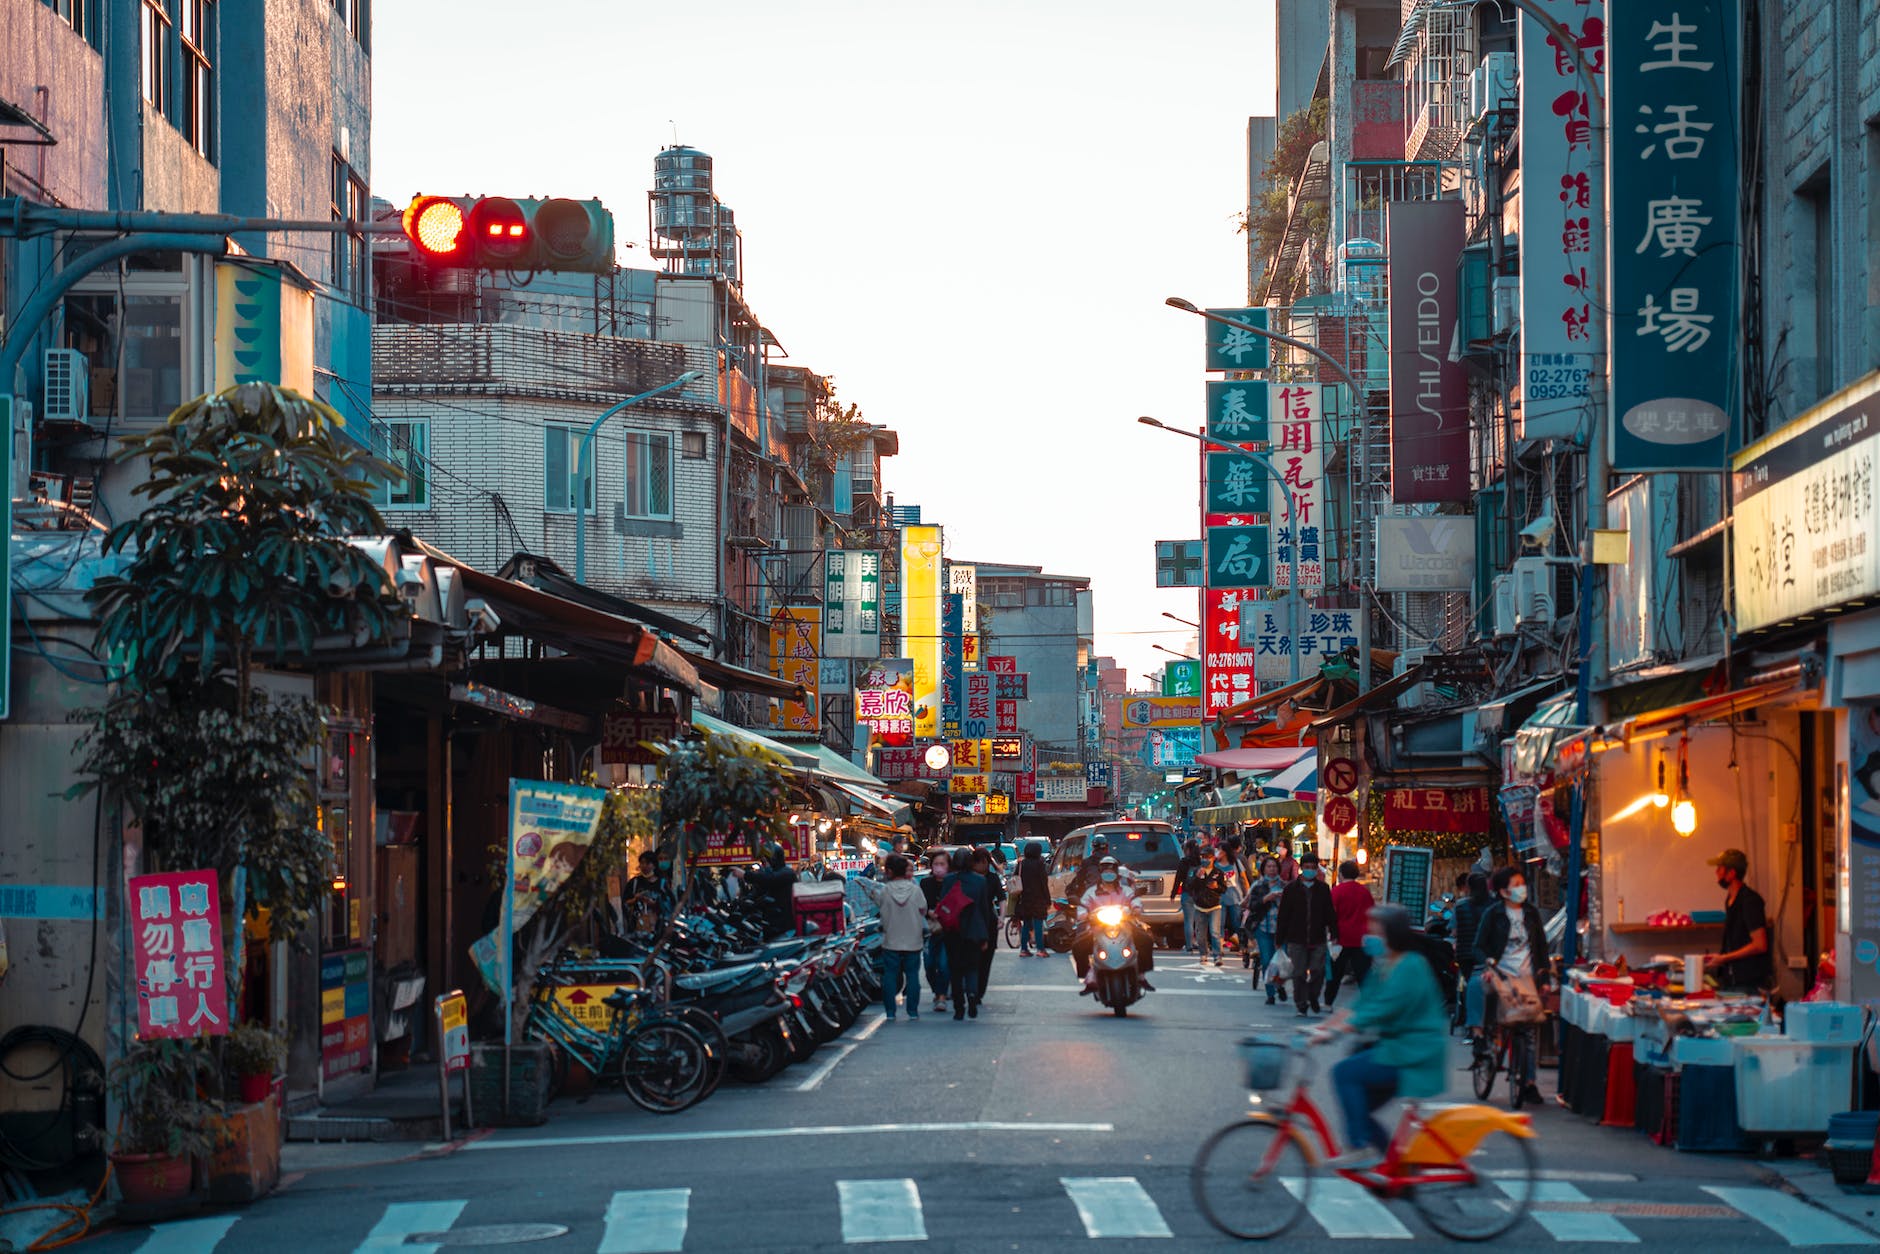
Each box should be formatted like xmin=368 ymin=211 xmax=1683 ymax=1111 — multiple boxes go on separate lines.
xmin=1465 ymin=970 xmax=1486 ymax=1029
xmin=1255 ymin=931 xmax=1279 ymax=983
xmin=924 ymin=933 xmax=949 ymax=999
xmin=1194 ymin=906 xmax=1223 ymax=958
xmin=1020 ymin=916 xmax=1046 ymax=953
xmin=1182 ymin=897 xmax=1196 ymax=948
xmin=1332 ymin=1048 xmax=1401 ymax=1152
xmin=880 ymin=948 xmax=922 ymax=1017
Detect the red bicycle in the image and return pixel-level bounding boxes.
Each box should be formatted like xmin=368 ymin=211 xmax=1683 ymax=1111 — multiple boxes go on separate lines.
xmin=1191 ymin=1035 xmax=1538 ymax=1241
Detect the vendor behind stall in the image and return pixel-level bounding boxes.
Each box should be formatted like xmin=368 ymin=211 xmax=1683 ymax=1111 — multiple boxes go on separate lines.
xmin=1703 ymin=848 xmax=1772 ymax=992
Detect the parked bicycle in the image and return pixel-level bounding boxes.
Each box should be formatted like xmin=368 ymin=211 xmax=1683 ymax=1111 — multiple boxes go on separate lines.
xmin=1191 ymin=1034 xmax=1537 ymax=1241
xmin=523 ymin=976 xmax=714 ymax=1114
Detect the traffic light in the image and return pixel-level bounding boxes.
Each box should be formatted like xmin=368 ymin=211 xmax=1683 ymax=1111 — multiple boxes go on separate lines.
xmin=400 ymin=195 xmax=616 ymax=274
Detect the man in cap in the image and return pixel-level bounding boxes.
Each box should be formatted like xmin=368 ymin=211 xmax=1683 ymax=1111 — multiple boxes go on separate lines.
xmin=1704 ymin=848 xmax=1772 ymax=992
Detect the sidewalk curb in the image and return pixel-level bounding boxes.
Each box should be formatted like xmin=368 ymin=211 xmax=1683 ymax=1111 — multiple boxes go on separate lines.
xmin=276 ymin=1127 xmax=489 ymax=1192
xmin=1755 ymin=1160 xmax=1880 ymax=1238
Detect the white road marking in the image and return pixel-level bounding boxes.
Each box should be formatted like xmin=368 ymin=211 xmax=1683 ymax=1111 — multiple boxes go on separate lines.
xmin=1490 ymin=1169 xmax=1639 ymax=1183
xmin=460 ymin=1121 xmax=1114 ymax=1152
xmin=795 ymin=1042 xmax=858 ymax=1091
xmin=1060 ymin=1176 xmax=1173 ymax=1239
xmin=599 ymin=1189 xmax=691 ymax=1253
xmin=850 ymin=1012 xmax=889 ymax=1042
xmin=1702 ymin=1186 xmax=1879 ymax=1246
xmin=1282 ymin=1176 xmax=1412 ymax=1239
xmin=1503 ymin=1181 xmax=1639 ymax=1243
xmin=839 ymin=1179 xmax=927 ymax=1243
xmin=352 ymin=1201 xmax=467 ymax=1253
xmin=132 ymin=1216 xmax=240 ymax=1254
xmin=993 ymin=983 xmax=1252 ymax=998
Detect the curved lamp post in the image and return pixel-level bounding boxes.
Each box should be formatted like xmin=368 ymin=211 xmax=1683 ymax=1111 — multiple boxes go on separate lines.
xmin=574 ymin=370 xmax=703 ymax=584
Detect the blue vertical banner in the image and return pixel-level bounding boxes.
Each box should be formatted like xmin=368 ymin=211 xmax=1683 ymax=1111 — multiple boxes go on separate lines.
xmin=941 ymin=592 xmax=964 ymax=738
xmin=1607 ymin=0 xmax=1740 ymax=471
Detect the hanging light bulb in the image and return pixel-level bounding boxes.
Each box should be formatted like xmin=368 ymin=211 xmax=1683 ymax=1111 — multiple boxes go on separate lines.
xmin=1671 ymin=737 xmax=1696 ymax=835
xmin=1355 ymin=846 xmax=1369 ymax=866
xmin=1652 ymin=755 xmax=1670 ymax=809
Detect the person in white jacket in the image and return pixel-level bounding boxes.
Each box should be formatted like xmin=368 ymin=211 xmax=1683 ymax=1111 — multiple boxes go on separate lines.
xmin=858 ymin=854 xmax=929 ymax=1020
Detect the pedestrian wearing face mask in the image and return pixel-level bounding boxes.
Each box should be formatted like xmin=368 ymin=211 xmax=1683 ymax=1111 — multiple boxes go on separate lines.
xmin=1474 ymin=865 xmax=1551 ymax=1105
xmin=1275 ymin=850 xmax=1336 ymax=1015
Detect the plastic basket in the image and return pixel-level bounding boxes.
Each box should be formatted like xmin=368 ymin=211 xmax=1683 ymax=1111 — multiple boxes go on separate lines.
xmin=1239 ymin=1035 xmax=1295 ymax=1091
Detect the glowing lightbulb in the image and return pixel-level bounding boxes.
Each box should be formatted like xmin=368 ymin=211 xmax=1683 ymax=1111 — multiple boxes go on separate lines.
xmin=1671 ymin=799 xmax=1697 ymax=835
xmin=1355 ymin=847 xmax=1369 ymax=866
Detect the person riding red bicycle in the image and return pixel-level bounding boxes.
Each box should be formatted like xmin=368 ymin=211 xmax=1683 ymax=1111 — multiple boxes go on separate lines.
xmin=1309 ymin=903 xmax=1450 ymax=1169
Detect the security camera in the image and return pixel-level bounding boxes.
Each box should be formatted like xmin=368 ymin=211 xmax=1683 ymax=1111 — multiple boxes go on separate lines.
xmin=393 ymin=567 xmax=425 ymax=600
xmin=465 ymin=598 xmax=502 ymax=636
xmin=1519 ymin=511 xmax=1556 ymax=551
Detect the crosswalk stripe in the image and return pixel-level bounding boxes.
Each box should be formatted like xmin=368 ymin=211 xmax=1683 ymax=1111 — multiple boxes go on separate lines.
xmin=1282 ymin=1176 xmax=1412 ymax=1240
xmin=353 ymin=1201 xmax=467 ymax=1253
xmin=601 ymin=1189 xmax=692 ymax=1253
xmin=1502 ymin=1181 xmax=1639 ymax=1243
xmin=1060 ymin=1177 xmax=1172 ymax=1239
xmin=838 ymin=1178 xmax=927 ymax=1243
xmin=133 ymin=1216 xmax=240 ymax=1254
xmin=1701 ymin=1186 xmax=1878 ymax=1247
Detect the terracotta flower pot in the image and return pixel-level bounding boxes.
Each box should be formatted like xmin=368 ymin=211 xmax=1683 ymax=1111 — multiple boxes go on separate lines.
xmin=237 ymin=1072 xmax=272 ymax=1104
xmin=111 ymin=1151 xmax=194 ymax=1206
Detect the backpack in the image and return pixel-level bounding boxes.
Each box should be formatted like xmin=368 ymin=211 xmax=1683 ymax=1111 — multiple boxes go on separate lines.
xmin=1190 ymin=869 xmax=1224 ymax=911
xmin=932 ymin=877 xmax=974 ymax=933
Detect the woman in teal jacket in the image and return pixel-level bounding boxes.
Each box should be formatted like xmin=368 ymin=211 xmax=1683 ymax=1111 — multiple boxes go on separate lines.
xmin=1316 ymin=903 xmax=1449 ymax=1169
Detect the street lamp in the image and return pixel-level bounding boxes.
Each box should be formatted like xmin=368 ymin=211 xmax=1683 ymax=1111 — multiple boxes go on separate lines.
xmin=1165 ymin=297 xmax=1372 ymax=692
xmin=1152 ymin=643 xmax=1196 ymax=661
xmin=1162 ymin=611 xmax=1199 ymax=628
xmin=1138 ymin=416 xmax=1303 ymax=684
xmin=573 ymin=370 xmax=703 ymax=584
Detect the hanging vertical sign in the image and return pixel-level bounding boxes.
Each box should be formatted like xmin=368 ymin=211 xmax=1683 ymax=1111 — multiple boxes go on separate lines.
xmin=767 ymin=607 xmax=821 ymax=733
xmin=856 ymin=658 xmax=916 ymax=746
xmin=948 ymin=565 xmax=977 ymax=668
xmin=1162 ymin=659 xmax=1202 ymax=697
xmin=963 ymin=671 xmax=995 ymax=739
xmin=1269 ymin=383 xmax=1325 ymax=591
xmin=128 ymin=870 xmax=227 ymax=1040
xmin=1206 ymin=378 xmax=1271 ymax=444
xmin=1608 ymin=0 xmax=1739 ymax=472
xmin=1204 ymin=307 xmax=1271 ymax=371
xmin=1386 ymin=199 xmax=1470 ymax=502
xmin=1205 ymin=452 xmax=1271 ymax=515
xmin=1203 ymin=587 xmax=1260 ymax=717
xmin=823 ymin=550 xmax=882 ymax=659
xmin=901 ymin=525 xmax=944 ymax=738
xmin=941 ymin=593 xmax=964 ymax=738
xmin=1206 ymin=525 xmax=1271 ymax=589
xmin=1518 ymin=0 xmax=1606 ymax=441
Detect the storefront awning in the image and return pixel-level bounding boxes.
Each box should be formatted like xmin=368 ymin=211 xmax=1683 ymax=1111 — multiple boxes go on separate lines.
xmin=1612 ymin=675 xmax=1806 ymax=745
xmin=1195 ymin=797 xmax=1314 ymax=824
xmin=1217 ymin=674 xmax=1325 ymax=723
xmin=691 ymin=710 xmax=821 ymax=769
xmin=1261 ymin=754 xmax=1318 ymax=802
xmin=831 ymin=780 xmax=912 ymax=824
xmin=1195 ymin=745 xmax=1314 ymax=773
xmin=1312 ymin=666 xmax=1427 ymax=727
xmin=798 ymin=742 xmax=892 ymax=790
xmin=687 ymin=651 xmax=807 ymax=703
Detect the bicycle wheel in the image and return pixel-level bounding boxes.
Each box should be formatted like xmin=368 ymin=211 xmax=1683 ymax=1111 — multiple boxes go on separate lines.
xmin=1003 ymin=917 xmax=1022 ymax=949
xmin=617 ymin=1020 xmax=710 ymax=1114
xmin=669 ymin=1007 xmax=729 ymax=1099
xmin=1470 ymin=1045 xmax=1498 ymax=1101
xmin=1506 ymin=1031 xmax=1530 ymax=1111
xmin=1409 ymin=1124 xmax=1538 ymax=1241
xmin=1190 ymin=1117 xmax=1313 ymax=1240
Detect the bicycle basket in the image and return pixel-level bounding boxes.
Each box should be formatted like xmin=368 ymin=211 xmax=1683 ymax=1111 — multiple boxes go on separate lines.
xmin=1238 ymin=1034 xmax=1295 ymax=1091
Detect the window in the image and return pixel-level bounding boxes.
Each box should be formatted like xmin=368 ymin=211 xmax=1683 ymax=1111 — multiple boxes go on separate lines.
xmin=333 ymin=0 xmax=368 ymax=50
xmin=681 ymin=430 xmax=707 ymax=459
xmin=625 ymin=431 xmax=673 ymax=520
xmin=179 ymin=0 xmax=212 ymax=158
xmin=1808 ymin=179 xmax=1834 ymax=398
xmin=44 ymin=0 xmax=99 ymax=47
xmin=142 ymin=0 xmax=171 ymax=116
xmin=370 ymin=420 xmax=428 ymax=509
xmin=331 ymin=156 xmax=368 ymax=300
xmin=544 ymin=426 xmax=594 ymax=513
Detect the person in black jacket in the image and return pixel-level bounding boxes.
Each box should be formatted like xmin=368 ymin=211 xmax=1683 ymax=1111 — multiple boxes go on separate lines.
xmin=1451 ymin=870 xmax=1492 ymax=1041
xmin=746 ymin=844 xmax=799 ymax=940
xmin=939 ymin=852 xmax=996 ymax=1019
xmin=1016 ymin=842 xmax=1052 ymax=956
xmin=1474 ymin=865 xmax=1551 ymax=1104
xmin=919 ymin=848 xmax=954 ymax=1014
xmin=1173 ymin=840 xmax=1203 ymax=951
xmin=1274 ymin=849 xmax=1336 ymax=1015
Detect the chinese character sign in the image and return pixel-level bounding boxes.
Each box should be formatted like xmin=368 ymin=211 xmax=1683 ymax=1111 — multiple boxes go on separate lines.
xmin=1162 ymin=658 xmax=1201 ymax=697
xmin=1518 ymin=0 xmax=1606 ymax=440
xmin=996 ymin=698 xmax=1019 ymax=734
xmin=1202 ymin=586 xmax=1259 ymax=715
xmin=857 ymin=658 xmax=916 ymax=746
xmin=1609 ymin=0 xmax=1739 ymax=472
xmin=963 ymin=671 xmax=995 ymax=739
xmin=768 ymin=606 xmax=821 ymax=734
xmin=947 ymin=565 xmax=977 ymax=665
xmin=1207 ymin=524 xmax=1271 ymax=589
xmin=986 ymin=655 xmax=1018 ymax=675
xmin=1269 ymin=383 xmax=1325 ymax=592
xmin=1206 ymin=379 xmax=1270 ymax=444
xmin=1239 ymin=605 xmax=1359 ymax=682
xmin=942 ymin=593 xmax=965 ymax=734
xmin=1386 ymin=199 xmax=1470 ymax=502
xmin=901 ymin=525 xmax=944 ymax=738
xmin=1204 ymin=307 xmax=1270 ymax=371
xmin=1206 ymin=453 xmax=1271 ymax=515
xmin=1383 ymin=787 xmax=1493 ymax=834
xmin=129 ymin=869 xmax=227 ymax=1039
xmin=823 ymin=550 xmax=882 ymax=659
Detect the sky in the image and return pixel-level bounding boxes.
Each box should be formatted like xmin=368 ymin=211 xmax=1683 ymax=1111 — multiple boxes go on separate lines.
xmin=370 ymin=0 xmax=1278 ymax=690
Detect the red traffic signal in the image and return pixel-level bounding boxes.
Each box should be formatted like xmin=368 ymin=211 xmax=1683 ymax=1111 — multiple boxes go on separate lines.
xmin=401 ymin=195 xmax=615 ymax=274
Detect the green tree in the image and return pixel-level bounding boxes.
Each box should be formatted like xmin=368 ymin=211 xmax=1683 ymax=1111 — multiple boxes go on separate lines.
xmin=1242 ymin=98 xmax=1331 ymax=289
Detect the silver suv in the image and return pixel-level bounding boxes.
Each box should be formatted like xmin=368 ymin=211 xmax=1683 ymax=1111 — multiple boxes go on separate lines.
xmin=1048 ymin=821 xmax=1188 ymax=945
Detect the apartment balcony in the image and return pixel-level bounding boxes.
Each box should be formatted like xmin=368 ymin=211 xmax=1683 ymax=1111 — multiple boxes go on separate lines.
xmin=1407 ymin=88 xmax=1468 ymax=162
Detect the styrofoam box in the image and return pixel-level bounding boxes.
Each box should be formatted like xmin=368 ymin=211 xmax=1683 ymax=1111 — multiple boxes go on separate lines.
xmin=1672 ymin=1036 xmax=1736 ymax=1068
xmin=1732 ymin=1038 xmax=1858 ymax=1134
xmin=1786 ymin=1002 xmax=1864 ymax=1045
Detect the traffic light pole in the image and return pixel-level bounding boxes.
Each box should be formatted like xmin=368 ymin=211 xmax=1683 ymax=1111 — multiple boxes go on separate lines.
xmin=572 ymin=371 xmax=702 ymax=585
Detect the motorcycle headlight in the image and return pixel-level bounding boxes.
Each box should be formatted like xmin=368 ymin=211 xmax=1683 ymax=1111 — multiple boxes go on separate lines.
xmin=1094 ymin=905 xmax=1125 ymax=927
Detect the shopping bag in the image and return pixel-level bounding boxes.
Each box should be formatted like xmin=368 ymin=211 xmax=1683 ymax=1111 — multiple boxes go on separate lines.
xmin=1485 ymin=968 xmax=1545 ymax=1024
xmin=1264 ymin=950 xmax=1294 ymax=984
xmin=932 ymin=881 xmax=973 ymax=933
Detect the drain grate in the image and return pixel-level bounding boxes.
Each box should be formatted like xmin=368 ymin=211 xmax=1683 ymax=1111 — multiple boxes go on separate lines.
xmin=405 ymin=1224 xmax=569 ymax=1246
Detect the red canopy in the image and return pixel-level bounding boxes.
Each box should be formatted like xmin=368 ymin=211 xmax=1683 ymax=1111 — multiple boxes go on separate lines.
xmin=1193 ymin=745 xmax=1313 ymax=773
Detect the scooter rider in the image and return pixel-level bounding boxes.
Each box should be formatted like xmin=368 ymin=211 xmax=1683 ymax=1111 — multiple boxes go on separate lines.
xmin=1072 ymin=857 xmax=1155 ymax=992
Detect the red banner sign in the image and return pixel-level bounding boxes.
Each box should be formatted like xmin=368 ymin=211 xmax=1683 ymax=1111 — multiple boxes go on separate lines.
xmin=1015 ymin=772 xmax=1036 ymax=804
xmin=601 ymin=711 xmax=680 ymax=765
xmin=129 ymin=869 xmax=227 ymax=1039
xmin=987 ymin=655 xmax=1018 ymax=674
xmin=875 ymin=746 xmax=947 ymax=781
xmin=996 ymin=699 xmax=1018 ymax=734
xmin=1382 ymin=786 xmax=1492 ymax=834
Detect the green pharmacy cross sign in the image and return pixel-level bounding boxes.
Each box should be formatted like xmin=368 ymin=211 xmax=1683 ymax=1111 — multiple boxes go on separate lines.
xmin=1207 ymin=525 xmax=1271 ymax=589
xmin=1155 ymin=539 xmax=1204 ymax=588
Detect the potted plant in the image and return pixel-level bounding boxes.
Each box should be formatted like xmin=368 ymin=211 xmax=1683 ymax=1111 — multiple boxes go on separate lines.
xmin=109 ymin=1039 xmax=220 ymax=1207
xmin=224 ymin=1023 xmax=286 ymax=1104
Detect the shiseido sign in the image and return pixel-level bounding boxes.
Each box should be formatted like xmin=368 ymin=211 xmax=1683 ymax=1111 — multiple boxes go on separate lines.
xmin=1375 ymin=517 xmax=1475 ymax=591
xmin=1387 ymin=200 xmax=1470 ymax=504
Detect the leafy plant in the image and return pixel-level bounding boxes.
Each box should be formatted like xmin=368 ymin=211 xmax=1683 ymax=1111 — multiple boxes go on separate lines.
xmin=109 ymin=1039 xmax=222 ymax=1159
xmin=223 ymin=1022 xmax=287 ymax=1079
xmin=1242 ymin=97 xmax=1331 ymax=288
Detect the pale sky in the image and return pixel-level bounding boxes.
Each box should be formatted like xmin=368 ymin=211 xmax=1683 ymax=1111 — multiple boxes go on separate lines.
xmin=371 ymin=0 xmax=1277 ymax=690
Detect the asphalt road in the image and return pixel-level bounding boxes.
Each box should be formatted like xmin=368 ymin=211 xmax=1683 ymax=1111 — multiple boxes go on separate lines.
xmin=89 ymin=948 xmax=1880 ymax=1252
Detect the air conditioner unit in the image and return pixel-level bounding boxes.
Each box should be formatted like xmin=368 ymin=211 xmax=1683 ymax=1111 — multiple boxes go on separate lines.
xmin=1491 ymin=573 xmax=1520 ymax=637
xmin=1512 ymin=556 xmax=1556 ymax=626
xmin=1396 ymin=647 xmax=1431 ymax=708
xmin=1491 ymin=276 xmax=1520 ymax=336
xmin=1468 ymin=51 xmax=1519 ymax=129
xmin=44 ymin=349 xmax=91 ymax=423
